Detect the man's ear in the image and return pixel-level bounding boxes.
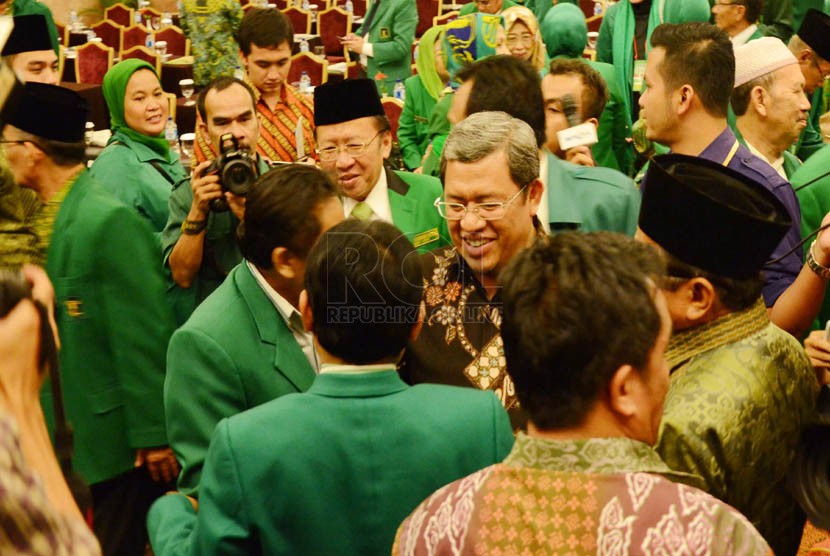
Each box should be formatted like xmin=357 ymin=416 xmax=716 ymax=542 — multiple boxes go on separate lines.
xmin=271 ymin=247 xmax=298 ymax=280
xmin=586 ymin=117 xmax=600 ymax=130
xmin=675 ymin=84 xmax=695 ymax=116
xmin=674 ymin=277 xmax=719 ymax=325
xmin=750 ymin=85 xmax=769 ymax=117
xmin=299 ymin=289 xmax=314 ymax=333
xmin=607 ymin=364 xmax=640 ymax=419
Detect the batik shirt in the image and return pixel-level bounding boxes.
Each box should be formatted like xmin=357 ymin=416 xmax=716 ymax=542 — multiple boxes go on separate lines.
xmin=0 ymin=412 xmax=101 ymax=556
xmin=179 ymin=0 xmax=242 ymax=86
xmin=394 ymin=433 xmax=771 ymax=555
xmin=400 ymin=246 xmax=525 ymax=429
xmin=656 ymin=298 xmax=818 ymax=556
xmin=193 ymin=80 xmax=316 ymax=166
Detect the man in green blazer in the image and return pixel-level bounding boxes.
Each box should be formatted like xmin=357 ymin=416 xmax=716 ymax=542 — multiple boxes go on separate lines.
xmin=164 ymin=164 xmax=344 ymax=498
xmin=340 ymin=0 xmax=417 ymax=94
xmin=148 ymin=219 xmax=514 ymax=556
xmin=3 ymin=83 xmax=177 ymax=555
xmin=314 ymin=79 xmax=450 ymax=252
xmin=460 ymin=0 xmax=519 ymax=16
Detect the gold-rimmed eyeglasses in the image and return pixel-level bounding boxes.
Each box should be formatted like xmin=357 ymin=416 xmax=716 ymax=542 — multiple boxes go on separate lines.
xmin=315 ymin=130 xmax=384 ymax=161
xmin=434 ymin=185 xmax=528 ymax=221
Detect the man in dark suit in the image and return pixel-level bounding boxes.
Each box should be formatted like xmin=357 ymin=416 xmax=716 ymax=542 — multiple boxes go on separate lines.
xmin=164 ymin=163 xmax=343 ymax=498
xmin=149 ymin=219 xmax=513 ymax=556
xmin=2 ymin=82 xmax=177 ymax=555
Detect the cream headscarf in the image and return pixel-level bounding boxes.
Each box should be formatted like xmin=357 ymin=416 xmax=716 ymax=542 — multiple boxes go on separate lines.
xmin=500 ymin=6 xmax=546 ymax=71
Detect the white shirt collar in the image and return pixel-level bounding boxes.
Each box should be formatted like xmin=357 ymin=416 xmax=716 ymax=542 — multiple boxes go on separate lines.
xmin=320 ymin=363 xmax=397 ymax=374
xmin=342 ymin=167 xmax=393 ymax=223
xmin=745 ymin=139 xmax=787 ymax=180
xmin=731 ymin=24 xmax=758 ymax=47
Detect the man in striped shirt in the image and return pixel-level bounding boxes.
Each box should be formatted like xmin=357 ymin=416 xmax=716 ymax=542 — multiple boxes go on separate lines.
xmin=192 ymin=7 xmax=316 ymax=165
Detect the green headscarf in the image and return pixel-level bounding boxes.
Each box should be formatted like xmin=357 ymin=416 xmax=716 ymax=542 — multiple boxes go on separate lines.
xmin=102 ymin=59 xmax=171 ymax=159
xmin=540 ymin=3 xmax=587 ymax=59
xmin=416 ymin=25 xmax=447 ymax=101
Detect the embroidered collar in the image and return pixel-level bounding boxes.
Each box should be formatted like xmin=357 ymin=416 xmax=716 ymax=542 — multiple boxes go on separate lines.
xmin=503 ymin=432 xmax=674 ymax=476
xmin=665 ymin=297 xmax=769 ymax=369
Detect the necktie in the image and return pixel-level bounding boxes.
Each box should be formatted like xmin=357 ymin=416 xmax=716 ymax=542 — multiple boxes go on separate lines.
xmin=362 ymin=0 xmax=381 ymax=33
xmin=351 ymin=201 xmax=374 ymax=220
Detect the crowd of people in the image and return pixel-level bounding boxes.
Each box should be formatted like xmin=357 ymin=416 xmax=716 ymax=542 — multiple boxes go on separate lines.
xmin=0 ymin=0 xmax=829 ymax=554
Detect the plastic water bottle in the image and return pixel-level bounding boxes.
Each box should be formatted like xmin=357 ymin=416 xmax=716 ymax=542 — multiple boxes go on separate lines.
xmin=134 ymin=9 xmax=142 ymax=26
xmin=299 ymin=37 xmax=310 ymax=52
xmin=165 ymin=117 xmax=179 ymax=154
xmin=299 ymin=71 xmax=311 ymax=93
xmin=145 ymin=33 xmax=154 ymax=49
xmin=69 ymin=10 xmax=81 ymax=31
xmin=345 ymin=0 xmax=353 ymax=13
xmin=302 ymin=0 xmax=310 ymax=10
xmin=393 ymin=80 xmax=405 ymax=101
xmin=233 ymin=65 xmax=245 ymax=80
xmin=593 ymin=1 xmax=602 ymax=16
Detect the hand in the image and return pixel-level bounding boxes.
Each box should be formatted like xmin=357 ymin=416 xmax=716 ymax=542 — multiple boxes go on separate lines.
xmin=804 ymin=329 xmax=830 ymax=384
xmin=188 ymin=161 xmax=224 ymax=221
xmin=135 ymin=447 xmax=180 ymax=484
xmin=413 ymin=166 xmax=423 ymax=175
xmin=225 ymin=191 xmax=246 ymax=222
xmin=340 ymin=33 xmax=365 ymax=54
xmin=564 ymin=146 xmax=596 ymax=167
xmin=814 ymin=211 xmax=830 ymax=267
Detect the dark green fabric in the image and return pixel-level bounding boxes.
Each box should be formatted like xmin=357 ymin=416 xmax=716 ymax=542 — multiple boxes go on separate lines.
xmin=795 ymin=88 xmax=826 ymax=162
xmin=102 ymin=59 xmax=172 ymax=160
xmin=459 ymin=0 xmax=518 ymax=15
xmin=357 ymin=0 xmax=418 ymax=93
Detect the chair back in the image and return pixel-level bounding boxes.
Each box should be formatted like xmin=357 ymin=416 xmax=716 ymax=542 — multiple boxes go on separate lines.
xmin=121 ymin=24 xmax=151 ymax=53
xmin=105 ymin=2 xmax=134 ymax=27
xmin=283 ymin=7 xmax=312 ymax=35
xmin=381 ymin=96 xmax=404 ymax=142
xmin=433 ymin=10 xmax=458 ymax=26
xmin=416 ymin=0 xmax=440 ymax=37
xmin=166 ymin=92 xmax=177 ymax=122
xmin=288 ymin=52 xmax=329 ymax=86
xmin=154 ymin=25 xmax=190 ymax=56
xmin=121 ymin=45 xmax=162 ymax=73
xmin=75 ymin=41 xmax=115 ymax=85
xmin=351 ymin=0 xmax=366 ymax=17
xmin=91 ymin=19 xmax=123 ymax=51
xmin=317 ymin=7 xmax=351 ymax=58
xmin=56 ymin=23 xmax=66 ymax=46
xmin=139 ymin=7 xmax=163 ymax=28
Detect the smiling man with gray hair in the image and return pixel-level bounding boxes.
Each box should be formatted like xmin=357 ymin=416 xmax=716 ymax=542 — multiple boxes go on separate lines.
xmin=400 ymin=110 xmax=544 ymax=429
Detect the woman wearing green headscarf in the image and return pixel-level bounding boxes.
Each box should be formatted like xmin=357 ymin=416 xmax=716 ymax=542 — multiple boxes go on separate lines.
xmin=398 ymin=25 xmax=450 ymax=171
xmin=90 ymin=59 xmax=187 ymax=242
xmin=596 ymin=0 xmax=710 ymax=119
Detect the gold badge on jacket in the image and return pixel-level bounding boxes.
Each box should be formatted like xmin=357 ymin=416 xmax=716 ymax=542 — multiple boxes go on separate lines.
xmin=379 ymin=27 xmax=390 ymax=39
xmin=65 ymin=298 xmax=84 ymax=318
xmin=413 ymin=228 xmax=439 ymax=248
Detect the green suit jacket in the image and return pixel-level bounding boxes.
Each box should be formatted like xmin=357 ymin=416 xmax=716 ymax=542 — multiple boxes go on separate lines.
xmin=148 ymin=370 xmax=514 ymax=556
xmin=387 ymin=169 xmax=451 ymax=252
xmin=545 ymin=151 xmax=641 ymax=235
xmin=164 ymin=262 xmax=316 ymax=497
xmin=795 ymin=89 xmax=825 ymax=162
xmin=587 ymin=60 xmax=634 ymax=175
xmin=357 ymin=0 xmax=417 ymax=93
xmin=42 ymin=170 xmax=174 ymax=485
xmin=398 ymin=76 xmax=437 ymax=170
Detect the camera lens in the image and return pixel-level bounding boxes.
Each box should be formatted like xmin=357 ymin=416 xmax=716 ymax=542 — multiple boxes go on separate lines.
xmin=222 ymin=158 xmax=256 ymax=196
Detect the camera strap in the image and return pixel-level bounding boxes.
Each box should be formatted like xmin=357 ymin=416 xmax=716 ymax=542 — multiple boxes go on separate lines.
xmin=37 ymin=300 xmax=92 ymax=518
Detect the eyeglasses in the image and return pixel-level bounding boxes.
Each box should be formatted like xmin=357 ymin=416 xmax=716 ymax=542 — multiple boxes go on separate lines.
xmin=0 ymin=137 xmax=30 ymax=148
xmin=809 ymin=51 xmax=830 ymax=81
xmin=434 ymin=185 xmax=528 ymax=221
xmin=315 ymin=130 xmax=384 ymax=161
xmin=506 ymin=33 xmax=534 ymax=46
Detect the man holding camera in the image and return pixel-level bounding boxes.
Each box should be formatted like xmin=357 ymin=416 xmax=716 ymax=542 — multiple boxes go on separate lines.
xmin=162 ymin=76 xmax=271 ymax=324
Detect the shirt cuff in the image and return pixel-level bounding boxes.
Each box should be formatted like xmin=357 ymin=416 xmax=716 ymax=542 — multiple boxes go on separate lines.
xmin=362 ymin=42 xmax=374 ymax=57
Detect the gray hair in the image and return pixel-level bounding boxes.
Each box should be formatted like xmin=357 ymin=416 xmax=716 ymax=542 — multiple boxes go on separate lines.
xmin=440 ymin=111 xmax=540 ymax=188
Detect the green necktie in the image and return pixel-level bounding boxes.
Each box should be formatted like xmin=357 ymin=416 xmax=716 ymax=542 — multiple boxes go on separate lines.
xmin=351 ymin=201 xmax=374 ymax=220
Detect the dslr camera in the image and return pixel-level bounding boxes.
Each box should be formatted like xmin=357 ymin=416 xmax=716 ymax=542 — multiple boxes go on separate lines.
xmin=207 ymin=133 xmax=259 ymax=212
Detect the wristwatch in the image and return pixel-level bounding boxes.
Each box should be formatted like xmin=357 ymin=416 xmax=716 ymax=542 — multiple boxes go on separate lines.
xmin=807 ymin=240 xmax=830 ymax=280
xmin=181 ymin=218 xmax=207 ymax=235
